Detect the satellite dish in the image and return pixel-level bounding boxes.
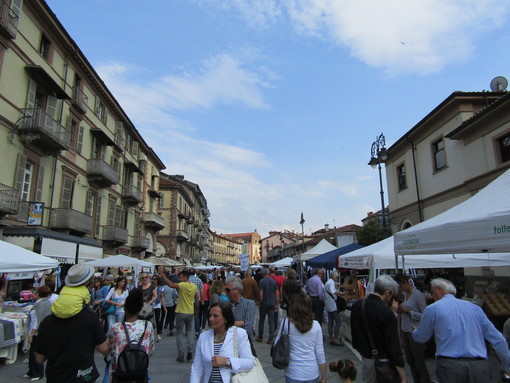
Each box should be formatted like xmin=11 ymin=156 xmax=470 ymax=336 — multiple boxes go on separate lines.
xmin=490 ymin=76 xmax=508 ymax=91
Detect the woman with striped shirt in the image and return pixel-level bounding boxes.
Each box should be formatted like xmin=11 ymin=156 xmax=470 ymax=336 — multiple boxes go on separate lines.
xmin=190 ymin=301 xmax=254 ymax=383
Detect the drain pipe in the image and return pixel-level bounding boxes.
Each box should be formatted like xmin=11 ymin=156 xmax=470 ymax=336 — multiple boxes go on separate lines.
xmin=407 ymin=137 xmax=424 ymax=222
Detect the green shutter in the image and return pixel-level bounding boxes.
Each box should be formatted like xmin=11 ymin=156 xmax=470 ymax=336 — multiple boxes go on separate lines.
xmin=61 ymin=177 xmax=74 ymax=209
xmin=14 ymin=153 xmax=27 ymax=194
xmin=35 ymin=165 xmax=45 ymax=201
xmin=95 ymin=196 xmax=102 ymax=237
xmin=77 ymin=126 xmax=84 ymax=153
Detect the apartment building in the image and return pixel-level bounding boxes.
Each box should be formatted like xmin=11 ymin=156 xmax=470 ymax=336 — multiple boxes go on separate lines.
xmin=158 ymin=174 xmax=210 ymax=265
xmin=385 ymin=90 xmax=510 ymax=232
xmin=209 ymin=230 xmax=242 ymax=265
xmin=224 ymin=231 xmax=261 ymax=265
xmin=261 ymin=230 xmax=299 ymax=263
xmin=0 ymin=0 xmax=165 ymax=261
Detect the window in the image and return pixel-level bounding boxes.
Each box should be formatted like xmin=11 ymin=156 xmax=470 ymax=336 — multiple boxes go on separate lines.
xmin=432 ymin=138 xmax=446 ymax=171
xmin=94 ymin=96 xmax=107 ymax=123
xmin=39 ymin=34 xmax=52 ymax=60
xmin=85 ymin=191 xmax=95 ymax=216
xmin=397 ymin=163 xmax=407 ymax=191
xmin=61 ymin=176 xmax=74 ymax=208
xmin=497 ymin=133 xmax=510 ymax=163
xmin=107 ymin=198 xmax=116 ymax=226
xmin=21 ymin=162 xmax=34 ymax=201
xmin=94 ymin=196 xmax=102 ymax=237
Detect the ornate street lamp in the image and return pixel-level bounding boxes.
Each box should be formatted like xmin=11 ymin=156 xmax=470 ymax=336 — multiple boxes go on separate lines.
xmin=368 ymin=133 xmax=388 ymax=237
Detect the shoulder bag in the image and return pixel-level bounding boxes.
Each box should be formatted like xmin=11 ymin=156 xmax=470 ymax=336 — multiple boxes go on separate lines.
xmin=270 ymin=317 xmax=290 ymax=369
xmin=325 ymin=288 xmax=347 ymax=312
xmin=101 ymin=288 xmax=116 ymax=315
xmin=361 ymin=299 xmax=400 ymax=383
xmin=232 ymin=327 xmax=269 ymax=383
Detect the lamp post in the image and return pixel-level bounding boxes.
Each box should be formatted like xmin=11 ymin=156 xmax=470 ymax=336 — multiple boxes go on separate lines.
xmin=368 ymin=133 xmax=389 ymax=235
xmin=368 ymin=133 xmax=395 ymax=272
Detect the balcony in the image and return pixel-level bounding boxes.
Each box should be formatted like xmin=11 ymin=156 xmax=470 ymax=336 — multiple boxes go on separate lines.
xmin=71 ymin=86 xmax=88 ymax=114
xmin=114 ymin=132 xmax=124 ymax=151
xmin=17 ymin=108 xmax=71 ymax=152
xmin=0 ymin=183 xmax=20 ymax=217
xmin=49 ymin=208 xmax=92 ymax=235
xmin=122 ymin=184 xmax=142 ymax=206
xmin=0 ymin=0 xmax=18 ymax=39
xmin=131 ymin=236 xmax=149 ymax=251
xmin=87 ymin=159 xmax=118 ymax=188
xmin=176 ymin=229 xmax=189 ymax=241
xmin=143 ymin=212 xmax=164 ymax=231
xmin=103 ymin=225 xmax=128 ymax=244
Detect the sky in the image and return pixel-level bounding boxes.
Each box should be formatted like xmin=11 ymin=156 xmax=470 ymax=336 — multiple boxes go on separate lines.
xmin=46 ymin=0 xmax=510 ymax=238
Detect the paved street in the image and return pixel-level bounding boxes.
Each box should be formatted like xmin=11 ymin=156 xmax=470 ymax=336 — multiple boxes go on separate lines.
xmin=0 ymin=312 xmax=503 ymax=382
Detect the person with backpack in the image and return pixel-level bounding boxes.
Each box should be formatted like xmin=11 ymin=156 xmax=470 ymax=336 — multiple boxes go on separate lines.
xmin=106 ymin=289 xmax=155 ymax=383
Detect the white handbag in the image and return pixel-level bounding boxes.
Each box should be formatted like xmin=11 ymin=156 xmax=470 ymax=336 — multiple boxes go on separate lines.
xmin=231 ymin=328 xmax=269 ymax=383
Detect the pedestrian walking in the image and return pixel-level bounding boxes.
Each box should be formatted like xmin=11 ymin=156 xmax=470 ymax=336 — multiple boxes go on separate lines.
xmin=256 ymin=268 xmax=278 ymax=344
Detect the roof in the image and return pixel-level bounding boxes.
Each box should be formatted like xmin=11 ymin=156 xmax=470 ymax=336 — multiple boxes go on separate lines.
xmin=446 ymin=91 xmax=510 ymax=139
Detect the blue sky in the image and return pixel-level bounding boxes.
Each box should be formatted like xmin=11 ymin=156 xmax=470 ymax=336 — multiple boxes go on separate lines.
xmin=46 ymin=0 xmax=510 ymax=238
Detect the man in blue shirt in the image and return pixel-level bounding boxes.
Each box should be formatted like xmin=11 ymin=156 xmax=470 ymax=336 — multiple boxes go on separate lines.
xmin=413 ymin=278 xmax=510 ymax=382
xmin=256 ymin=268 xmax=278 ymax=344
xmin=306 ymin=268 xmax=325 ymax=324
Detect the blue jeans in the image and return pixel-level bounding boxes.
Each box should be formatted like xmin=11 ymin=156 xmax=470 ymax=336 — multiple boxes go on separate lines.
xmin=107 ymin=312 xmax=125 ymax=331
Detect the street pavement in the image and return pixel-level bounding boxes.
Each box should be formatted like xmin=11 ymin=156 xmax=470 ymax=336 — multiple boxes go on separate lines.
xmin=0 ymin=312 xmax=503 ymax=382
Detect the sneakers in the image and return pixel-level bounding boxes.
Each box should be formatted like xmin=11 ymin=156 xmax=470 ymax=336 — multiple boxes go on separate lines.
xmin=30 ymin=378 xmax=42 ymax=382
xmin=157 ymin=335 xmax=162 ymax=341
xmin=176 ymin=356 xmax=184 ymax=363
xmin=186 ymin=351 xmax=193 ymax=361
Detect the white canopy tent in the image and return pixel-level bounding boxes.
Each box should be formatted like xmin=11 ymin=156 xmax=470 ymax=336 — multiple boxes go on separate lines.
xmin=143 ymin=256 xmax=185 ymax=267
xmin=295 ymin=239 xmax=337 ymax=262
xmin=0 ymin=240 xmax=58 ymax=273
xmin=339 ymin=236 xmax=510 ymax=270
xmin=86 ymin=254 xmax=154 ymax=277
xmin=270 ymin=257 xmax=294 ymax=267
xmin=394 ymin=168 xmax=510 ymax=256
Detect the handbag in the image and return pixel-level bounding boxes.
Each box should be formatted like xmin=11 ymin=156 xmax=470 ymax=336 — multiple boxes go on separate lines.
xmin=361 ymin=299 xmax=400 ymax=383
xmin=101 ymin=299 xmax=117 ymax=316
xmin=138 ymin=302 xmax=154 ymax=320
xmin=325 ymin=289 xmax=347 ymax=312
xmin=232 ymin=327 xmax=269 ymax=383
xmin=270 ymin=317 xmax=290 ymax=369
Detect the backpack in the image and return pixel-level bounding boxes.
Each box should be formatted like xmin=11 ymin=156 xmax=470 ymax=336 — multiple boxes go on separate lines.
xmin=112 ymin=321 xmax=149 ymax=383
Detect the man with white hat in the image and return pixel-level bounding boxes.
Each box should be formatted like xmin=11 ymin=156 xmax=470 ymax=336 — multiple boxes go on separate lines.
xmin=35 ymin=263 xmax=108 ymax=383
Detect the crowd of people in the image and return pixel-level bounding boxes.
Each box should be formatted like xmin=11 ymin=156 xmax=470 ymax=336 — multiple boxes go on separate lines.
xmin=15 ymin=261 xmax=510 ymax=383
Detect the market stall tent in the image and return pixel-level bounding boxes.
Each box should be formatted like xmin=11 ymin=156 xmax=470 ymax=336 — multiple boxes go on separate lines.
xmin=307 ymin=243 xmax=364 ymax=269
xmin=294 ymin=239 xmax=337 ymax=262
xmin=394 ymin=168 xmax=510 ymax=256
xmin=0 ymin=240 xmax=58 ymax=272
xmin=270 ymin=257 xmax=294 ymax=267
xmin=339 ymin=236 xmax=510 ymax=270
xmin=86 ymin=254 xmax=154 ymax=277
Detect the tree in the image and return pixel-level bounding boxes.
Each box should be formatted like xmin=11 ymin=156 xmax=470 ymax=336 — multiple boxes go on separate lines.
xmin=355 ymin=219 xmax=388 ymax=246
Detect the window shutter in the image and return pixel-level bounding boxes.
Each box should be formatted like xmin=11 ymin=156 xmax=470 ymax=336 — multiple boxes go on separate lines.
xmin=77 ymin=126 xmax=84 ymax=153
xmin=114 ymin=205 xmax=122 ymax=226
xmin=14 ymin=153 xmax=27 ymax=194
xmin=158 ymin=194 xmax=164 ymax=210
xmin=132 ymin=141 xmax=139 ymax=157
xmin=45 ymin=95 xmax=58 ymax=133
xmin=11 ymin=0 xmax=23 ymax=17
xmin=35 ymin=165 xmax=45 ymax=201
xmin=100 ymin=144 xmax=106 ymax=160
xmin=26 ymin=78 xmax=37 ymax=109
xmin=94 ymin=96 xmax=101 ymax=118
xmin=134 ymin=213 xmax=141 ymax=235
xmin=61 ymin=177 xmax=74 ymax=209
xmin=107 ymin=199 xmax=115 ymax=226
xmin=95 ymin=196 xmax=102 ymax=237
xmin=85 ymin=191 xmax=94 ymax=216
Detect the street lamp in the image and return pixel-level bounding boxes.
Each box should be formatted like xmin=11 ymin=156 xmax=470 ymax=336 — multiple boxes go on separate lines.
xmin=368 ymin=133 xmax=388 ymax=237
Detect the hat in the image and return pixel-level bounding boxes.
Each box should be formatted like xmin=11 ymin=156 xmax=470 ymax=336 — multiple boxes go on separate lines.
xmin=65 ymin=264 xmax=95 ymax=287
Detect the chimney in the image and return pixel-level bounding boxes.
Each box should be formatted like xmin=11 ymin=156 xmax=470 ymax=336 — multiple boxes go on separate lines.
xmin=325 ymin=224 xmax=329 ymax=231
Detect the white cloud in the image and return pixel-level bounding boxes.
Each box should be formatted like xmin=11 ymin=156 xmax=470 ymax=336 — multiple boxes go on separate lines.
xmin=197 ymin=0 xmax=510 ymax=75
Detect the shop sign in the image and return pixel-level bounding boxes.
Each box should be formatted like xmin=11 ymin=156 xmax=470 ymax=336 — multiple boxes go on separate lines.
xmin=27 ymin=202 xmax=44 ymax=226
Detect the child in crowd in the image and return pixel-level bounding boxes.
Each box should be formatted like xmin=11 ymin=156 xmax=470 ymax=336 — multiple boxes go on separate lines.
xmin=51 ymin=264 xmax=94 ymax=318
xmin=329 ymin=359 xmax=357 ymax=383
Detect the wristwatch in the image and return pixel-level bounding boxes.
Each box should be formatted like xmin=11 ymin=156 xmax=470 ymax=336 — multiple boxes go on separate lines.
xmin=225 ymin=358 xmax=231 ymax=367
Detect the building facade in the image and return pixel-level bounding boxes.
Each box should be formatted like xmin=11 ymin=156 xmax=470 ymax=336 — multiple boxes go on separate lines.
xmin=385 ymin=91 xmax=510 ymax=232
xmin=208 ymin=230 xmax=242 ymax=265
xmin=224 ymin=231 xmax=261 ymax=264
xmin=158 ymin=174 xmax=210 ymax=265
xmin=0 ymin=0 xmax=165 ymax=262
